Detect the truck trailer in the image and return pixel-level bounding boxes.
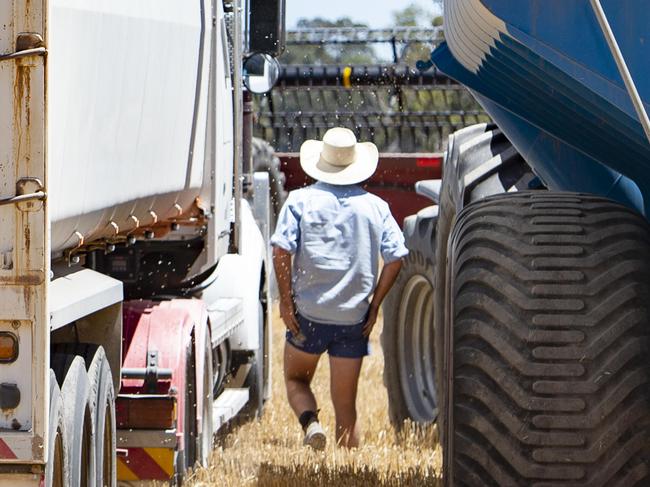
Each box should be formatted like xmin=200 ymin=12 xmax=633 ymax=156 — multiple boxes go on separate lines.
xmin=0 ymin=0 xmax=284 ymax=485
xmin=383 ymin=1 xmax=650 ymax=485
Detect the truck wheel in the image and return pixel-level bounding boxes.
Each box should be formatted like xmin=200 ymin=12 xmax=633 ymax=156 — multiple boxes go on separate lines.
xmin=46 ymin=370 xmax=67 ymax=487
xmin=444 ymin=192 xmax=650 ymax=486
xmin=433 ymin=124 xmax=533 ymax=436
xmin=382 ymin=205 xmax=439 ymax=426
xmin=52 ymin=343 xmax=115 ymax=487
xmin=242 ymin=303 xmax=267 ymax=419
xmin=59 ymin=356 xmax=95 ymax=487
xmin=198 ymin=328 xmax=215 ymax=467
xmin=252 ymin=137 xmax=287 ymax=229
xmin=262 ymin=298 xmax=271 ymax=403
xmin=87 ymin=348 xmax=116 ymax=487
xmin=180 ymin=342 xmax=198 ymax=476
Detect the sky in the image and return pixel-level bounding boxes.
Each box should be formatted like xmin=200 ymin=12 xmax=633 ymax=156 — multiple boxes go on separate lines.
xmin=285 ymin=0 xmax=440 ymax=29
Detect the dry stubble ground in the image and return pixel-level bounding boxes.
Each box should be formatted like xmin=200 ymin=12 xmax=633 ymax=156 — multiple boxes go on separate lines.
xmin=187 ymin=306 xmax=442 ymax=486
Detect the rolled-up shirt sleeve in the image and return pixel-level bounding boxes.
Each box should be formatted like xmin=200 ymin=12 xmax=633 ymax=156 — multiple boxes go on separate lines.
xmin=381 ymin=210 xmax=409 ymax=263
xmin=270 ymin=191 xmax=301 ymax=254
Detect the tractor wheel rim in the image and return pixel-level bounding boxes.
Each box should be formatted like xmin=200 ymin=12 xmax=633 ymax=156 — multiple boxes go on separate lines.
xmin=397 ymin=274 xmax=437 ymax=422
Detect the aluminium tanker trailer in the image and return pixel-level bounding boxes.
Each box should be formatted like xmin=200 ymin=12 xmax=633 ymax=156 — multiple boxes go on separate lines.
xmin=383 ymin=1 xmax=650 ymax=485
xmin=0 ymin=0 xmax=285 ymax=485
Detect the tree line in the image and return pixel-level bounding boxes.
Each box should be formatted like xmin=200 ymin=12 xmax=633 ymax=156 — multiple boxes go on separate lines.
xmin=281 ymin=2 xmax=444 ymax=66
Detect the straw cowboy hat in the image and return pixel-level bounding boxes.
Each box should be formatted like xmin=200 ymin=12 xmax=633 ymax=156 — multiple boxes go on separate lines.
xmin=300 ymin=128 xmax=379 ymax=185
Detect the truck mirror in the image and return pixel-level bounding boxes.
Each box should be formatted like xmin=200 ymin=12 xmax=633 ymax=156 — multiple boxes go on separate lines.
xmin=243 ymin=53 xmax=281 ymax=94
xmin=249 ymin=0 xmax=286 ymax=57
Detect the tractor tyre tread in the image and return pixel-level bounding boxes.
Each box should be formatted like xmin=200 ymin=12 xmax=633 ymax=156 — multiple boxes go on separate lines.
xmin=433 ymin=124 xmax=534 ymax=435
xmin=446 ymin=192 xmax=650 ymax=486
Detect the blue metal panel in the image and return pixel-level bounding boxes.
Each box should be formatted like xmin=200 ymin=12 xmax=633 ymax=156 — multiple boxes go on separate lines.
xmin=480 ymin=0 xmax=650 ymax=100
xmin=474 ymin=92 xmax=645 ymax=215
xmin=433 ymin=42 xmax=645 ymax=214
xmin=433 ymin=1 xmax=650 ymax=215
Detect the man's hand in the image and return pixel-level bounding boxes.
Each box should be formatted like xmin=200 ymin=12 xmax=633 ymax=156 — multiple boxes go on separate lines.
xmin=273 ymin=246 xmax=301 ymax=336
xmin=363 ymin=259 xmax=403 ymax=338
xmin=362 ymin=304 xmax=379 ymax=337
xmin=280 ymin=298 xmax=300 ymax=336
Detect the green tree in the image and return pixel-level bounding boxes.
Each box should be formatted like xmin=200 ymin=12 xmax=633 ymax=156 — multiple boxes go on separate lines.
xmin=391 ymin=3 xmax=443 ymax=67
xmin=392 ymin=4 xmax=434 ymax=27
xmin=432 ymin=0 xmax=444 ymax=26
xmin=280 ymin=17 xmax=378 ymax=65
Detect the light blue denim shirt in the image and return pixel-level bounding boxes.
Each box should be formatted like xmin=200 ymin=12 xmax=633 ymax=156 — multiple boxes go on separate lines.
xmin=271 ymin=182 xmax=409 ymax=325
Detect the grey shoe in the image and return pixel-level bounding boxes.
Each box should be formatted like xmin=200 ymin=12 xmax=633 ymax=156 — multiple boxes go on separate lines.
xmin=303 ymin=421 xmax=326 ymax=451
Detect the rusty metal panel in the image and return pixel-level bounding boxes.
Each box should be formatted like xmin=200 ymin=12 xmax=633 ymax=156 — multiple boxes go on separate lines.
xmin=0 ymin=0 xmax=16 ymax=262
xmin=0 ymin=0 xmax=49 ymax=466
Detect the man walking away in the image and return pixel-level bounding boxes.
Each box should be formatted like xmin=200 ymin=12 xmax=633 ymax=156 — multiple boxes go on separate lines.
xmin=271 ymin=127 xmax=408 ymax=450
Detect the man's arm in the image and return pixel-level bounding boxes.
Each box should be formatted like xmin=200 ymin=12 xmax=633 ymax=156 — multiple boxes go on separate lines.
xmin=363 ymin=259 xmax=403 ymax=337
xmin=272 ymin=246 xmax=300 ymax=336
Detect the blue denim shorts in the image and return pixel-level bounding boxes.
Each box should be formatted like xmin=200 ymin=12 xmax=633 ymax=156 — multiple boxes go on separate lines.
xmin=286 ymin=313 xmax=370 ymax=358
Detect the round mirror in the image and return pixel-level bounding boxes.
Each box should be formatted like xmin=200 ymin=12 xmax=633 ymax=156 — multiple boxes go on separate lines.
xmin=243 ymin=53 xmax=281 ymax=94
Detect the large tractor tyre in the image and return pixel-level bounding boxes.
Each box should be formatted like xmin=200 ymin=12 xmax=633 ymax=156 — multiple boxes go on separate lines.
xmin=59 ymin=356 xmax=95 ymax=487
xmin=252 ymin=137 xmax=287 ymax=230
xmin=443 ymin=192 xmax=650 ymax=486
xmin=46 ymin=370 xmax=67 ymax=487
xmin=382 ymin=205 xmax=439 ymax=426
xmin=432 ymin=124 xmax=533 ymax=434
xmin=383 ymin=124 xmax=534 ymax=430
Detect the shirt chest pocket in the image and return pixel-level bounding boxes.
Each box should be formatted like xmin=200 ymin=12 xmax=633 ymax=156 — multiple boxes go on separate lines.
xmin=301 ymin=207 xmax=351 ymax=269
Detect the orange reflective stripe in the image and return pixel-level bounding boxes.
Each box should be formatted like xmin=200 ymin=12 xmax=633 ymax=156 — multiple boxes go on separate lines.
xmin=144 ymin=448 xmax=175 ymax=478
xmin=117 ymin=457 xmax=139 ymax=481
xmin=116 ymin=447 xmax=174 ymax=480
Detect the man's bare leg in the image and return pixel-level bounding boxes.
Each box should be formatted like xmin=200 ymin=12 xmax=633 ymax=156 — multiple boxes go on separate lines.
xmin=284 ymin=342 xmax=321 ymax=417
xmin=329 ymin=355 xmax=363 ymax=448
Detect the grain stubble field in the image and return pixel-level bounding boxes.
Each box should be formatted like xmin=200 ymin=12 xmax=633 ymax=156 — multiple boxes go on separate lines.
xmin=187 ymin=306 xmax=442 ymax=486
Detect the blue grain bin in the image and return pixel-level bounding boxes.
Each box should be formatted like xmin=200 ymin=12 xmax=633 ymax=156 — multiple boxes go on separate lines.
xmin=433 ymin=0 xmax=650 ymax=215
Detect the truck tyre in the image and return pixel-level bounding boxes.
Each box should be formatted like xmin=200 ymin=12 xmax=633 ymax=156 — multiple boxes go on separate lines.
xmin=87 ymin=348 xmax=116 ymax=487
xmin=262 ymin=298 xmax=272 ymax=403
xmin=59 ymin=356 xmax=95 ymax=487
xmin=242 ymin=303 xmax=267 ymax=419
xmin=382 ymin=205 xmax=439 ymax=426
xmin=46 ymin=370 xmax=67 ymax=487
xmin=198 ymin=328 xmax=215 ymax=467
xmin=252 ymin=137 xmax=287 ymax=230
xmin=52 ymin=343 xmax=115 ymax=487
xmin=177 ymin=341 xmax=198 ymax=480
xmin=433 ymin=124 xmax=532 ymax=436
xmin=443 ymin=192 xmax=650 ymax=486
